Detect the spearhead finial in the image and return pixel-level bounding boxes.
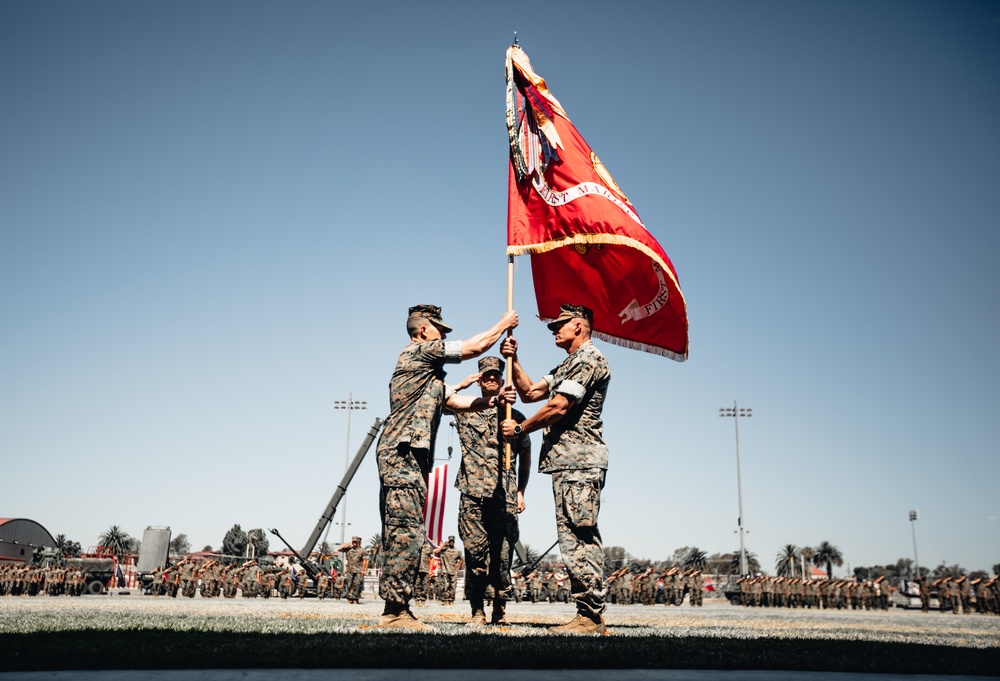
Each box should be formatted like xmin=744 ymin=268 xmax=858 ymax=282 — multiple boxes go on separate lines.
xmin=513 ymin=31 xmax=518 ymax=46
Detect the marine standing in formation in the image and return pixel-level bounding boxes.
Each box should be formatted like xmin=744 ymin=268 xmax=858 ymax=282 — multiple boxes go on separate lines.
xmin=375 ymin=304 xmax=518 ymax=631
xmin=501 ymin=303 xmax=611 ymax=634
xmin=451 ymin=355 xmax=532 ymax=625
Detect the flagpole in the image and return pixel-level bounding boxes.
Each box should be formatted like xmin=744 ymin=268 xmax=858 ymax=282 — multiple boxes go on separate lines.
xmin=504 ymin=254 xmax=514 ymax=469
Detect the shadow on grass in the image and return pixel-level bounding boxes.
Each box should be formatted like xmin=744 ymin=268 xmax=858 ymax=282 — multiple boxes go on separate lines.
xmin=3 ymin=630 xmax=999 ymax=675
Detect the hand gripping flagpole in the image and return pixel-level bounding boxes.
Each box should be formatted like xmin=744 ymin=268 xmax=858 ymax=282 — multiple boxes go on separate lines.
xmin=504 ymin=254 xmax=514 ymax=470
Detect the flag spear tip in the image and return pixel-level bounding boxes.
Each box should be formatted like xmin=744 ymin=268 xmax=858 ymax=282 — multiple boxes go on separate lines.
xmin=512 ymin=31 xmax=518 ymax=46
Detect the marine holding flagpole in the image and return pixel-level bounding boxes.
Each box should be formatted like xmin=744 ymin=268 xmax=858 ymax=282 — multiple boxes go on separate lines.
xmin=375 ymin=304 xmax=518 ymax=631
xmin=501 ymin=305 xmax=611 ymax=634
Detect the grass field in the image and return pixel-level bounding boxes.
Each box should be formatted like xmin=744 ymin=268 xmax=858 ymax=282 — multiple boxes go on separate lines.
xmin=1 ymin=594 xmax=997 ymax=675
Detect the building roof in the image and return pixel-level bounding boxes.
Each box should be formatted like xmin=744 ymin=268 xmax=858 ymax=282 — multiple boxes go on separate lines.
xmin=0 ymin=518 xmax=58 ymax=548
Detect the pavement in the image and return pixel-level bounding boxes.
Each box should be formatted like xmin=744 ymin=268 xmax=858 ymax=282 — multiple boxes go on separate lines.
xmin=0 ymin=671 xmax=993 ymax=681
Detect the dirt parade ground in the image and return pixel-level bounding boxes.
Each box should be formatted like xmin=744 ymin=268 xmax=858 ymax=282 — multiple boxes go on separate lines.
xmin=1 ymin=594 xmax=998 ymax=675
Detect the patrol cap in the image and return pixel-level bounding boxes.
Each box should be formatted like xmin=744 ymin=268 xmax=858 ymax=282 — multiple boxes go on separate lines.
xmin=546 ymin=304 xmax=593 ymax=331
xmin=408 ymin=304 xmax=453 ymax=334
xmin=478 ymin=356 xmax=505 ymax=374
xmin=352 ymin=536 xmax=361 ymax=542
xmin=448 ymin=535 xmax=455 ymax=542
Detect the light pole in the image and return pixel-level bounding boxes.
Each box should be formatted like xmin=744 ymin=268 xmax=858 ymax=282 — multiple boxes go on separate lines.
xmin=719 ymin=400 xmax=752 ymax=576
xmin=245 ymin=529 xmax=259 ymax=560
xmin=909 ymin=509 xmax=920 ymax=579
xmin=333 ymin=393 xmax=367 ymax=546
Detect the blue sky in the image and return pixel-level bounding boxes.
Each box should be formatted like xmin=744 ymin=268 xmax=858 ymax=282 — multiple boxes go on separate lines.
xmin=2 ymin=0 xmax=998 ymax=576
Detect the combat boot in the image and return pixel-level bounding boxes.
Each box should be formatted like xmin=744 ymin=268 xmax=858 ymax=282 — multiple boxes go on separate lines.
xmin=549 ymin=612 xmax=606 ymax=635
xmin=490 ymin=598 xmax=509 ymax=625
xmin=378 ymin=602 xmax=436 ymax=632
xmin=467 ymin=598 xmax=487 ymax=626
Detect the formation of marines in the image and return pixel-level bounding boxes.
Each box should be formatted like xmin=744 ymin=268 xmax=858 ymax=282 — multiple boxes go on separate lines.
xmin=734 ymin=575 xmax=889 ymax=609
xmin=914 ymin=575 xmax=1000 ymax=615
xmin=605 ymin=567 xmax=706 ymax=606
xmin=508 ymin=569 xmax=567 ymax=603
xmin=146 ymin=559 xmax=321 ymax=599
xmin=0 ymin=564 xmax=90 ymax=596
xmin=726 ymin=574 xmax=1000 ymax=615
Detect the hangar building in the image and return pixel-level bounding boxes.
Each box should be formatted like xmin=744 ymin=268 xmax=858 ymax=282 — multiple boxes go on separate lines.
xmin=0 ymin=518 xmax=57 ymax=565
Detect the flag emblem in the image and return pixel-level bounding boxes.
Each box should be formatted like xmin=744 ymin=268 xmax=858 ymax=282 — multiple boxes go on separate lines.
xmin=506 ymin=44 xmax=688 ymax=360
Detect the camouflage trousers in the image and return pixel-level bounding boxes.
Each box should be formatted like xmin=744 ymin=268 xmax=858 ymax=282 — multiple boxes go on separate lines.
xmin=552 ymin=467 xmax=607 ymax=617
xmin=440 ymin=572 xmax=458 ymax=602
xmin=378 ymin=483 xmax=426 ymax=606
xmin=414 ymin=571 xmax=430 ymax=601
xmin=458 ymin=493 xmax=519 ymax=606
xmin=346 ymin=572 xmax=365 ymax=600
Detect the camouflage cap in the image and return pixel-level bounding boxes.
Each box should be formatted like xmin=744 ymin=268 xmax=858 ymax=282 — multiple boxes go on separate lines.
xmin=408 ymin=304 xmax=453 ymax=333
xmin=352 ymin=536 xmax=361 ymax=542
xmin=447 ymin=535 xmax=455 ymax=542
xmin=478 ymin=356 xmax=505 ymax=374
xmin=545 ymin=303 xmax=594 ymax=331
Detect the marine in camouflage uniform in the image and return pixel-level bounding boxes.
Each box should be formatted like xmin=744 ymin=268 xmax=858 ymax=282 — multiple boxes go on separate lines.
xmin=433 ymin=536 xmax=463 ymax=605
xmin=315 ymin=571 xmax=329 ymax=599
xmin=501 ymin=304 xmax=611 ymax=634
xmin=375 ymin=304 xmax=518 ymax=631
xmin=414 ymin=538 xmax=433 ymax=606
xmin=452 ymin=355 xmax=532 ymax=625
xmin=689 ymin=570 xmax=704 ymax=606
xmin=337 ymin=536 xmax=369 ymax=604
xmin=528 ymin=570 xmax=543 ymax=602
xmin=915 ymin=575 xmax=930 ymax=612
xmin=512 ymin=570 xmax=526 ymax=602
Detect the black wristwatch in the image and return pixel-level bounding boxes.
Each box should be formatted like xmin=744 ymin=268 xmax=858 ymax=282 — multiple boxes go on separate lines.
xmin=513 ymin=424 xmax=522 ymax=436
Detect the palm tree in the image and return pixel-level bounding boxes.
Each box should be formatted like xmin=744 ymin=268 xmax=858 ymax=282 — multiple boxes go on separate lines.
xmin=775 ymin=544 xmax=798 ymax=577
xmin=683 ymin=547 xmax=709 ymax=572
xmin=55 ymin=533 xmax=82 ymax=558
xmin=813 ymin=541 xmax=844 ymax=579
xmin=98 ymin=525 xmax=133 ymax=561
xmin=367 ymin=533 xmax=384 ymax=568
xmin=729 ymin=550 xmax=760 ymax=575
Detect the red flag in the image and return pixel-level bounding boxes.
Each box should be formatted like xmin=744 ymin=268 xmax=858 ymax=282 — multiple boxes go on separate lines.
xmin=506 ymin=45 xmax=688 ymax=361
xmin=423 ymin=463 xmax=448 ymax=545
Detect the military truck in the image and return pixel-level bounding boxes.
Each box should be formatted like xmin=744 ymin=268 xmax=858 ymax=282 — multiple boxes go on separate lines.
xmin=721 ymin=575 xmax=744 ymax=605
xmin=65 ymin=548 xmax=117 ymax=595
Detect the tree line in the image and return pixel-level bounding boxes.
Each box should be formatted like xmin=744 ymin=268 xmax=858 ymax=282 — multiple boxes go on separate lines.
xmin=603 ymin=541 xmax=998 ymax=582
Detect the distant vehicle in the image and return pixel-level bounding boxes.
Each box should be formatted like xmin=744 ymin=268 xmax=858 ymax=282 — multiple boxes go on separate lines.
xmin=892 ymin=580 xmax=939 ymax=609
xmin=65 ymin=547 xmax=117 ymax=595
xmin=721 ymin=576 xmax=744 ymax=605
